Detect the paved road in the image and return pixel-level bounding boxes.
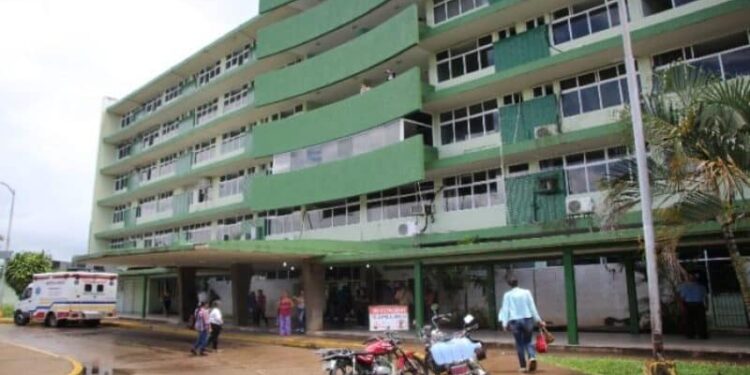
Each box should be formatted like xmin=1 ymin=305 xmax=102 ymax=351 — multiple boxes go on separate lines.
xmin=0 ymin=324 xmax=578 ymax=374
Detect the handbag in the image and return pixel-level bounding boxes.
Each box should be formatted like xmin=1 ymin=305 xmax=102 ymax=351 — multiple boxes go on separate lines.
xmin=535 ymin=333 xmax=548 ymax=353
xmin=541 ymin=326 xmax=555 ymax=344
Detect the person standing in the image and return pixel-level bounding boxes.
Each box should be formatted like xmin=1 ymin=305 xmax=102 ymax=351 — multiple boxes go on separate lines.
xmin=248 ymin=291 xmax=257 ymax=326
xmin=190 ymin=301 xmax=211 ymax=356
xmin=677 ymin=273 xmax=709 ymax=339
xmin=278 ymin=291 xmax=294 ymax=336
xmin=256 ymin=289 xmax=268 ymax=327
xmin=207 ymin=300 xmax=224 ymax=352
xmin=294 ymin=290 xmax=306 ymax=334
xmin=162 ymin=290 xmax=172 ymax=317
xmin=498 ymin=278 xmax=545 ymax=373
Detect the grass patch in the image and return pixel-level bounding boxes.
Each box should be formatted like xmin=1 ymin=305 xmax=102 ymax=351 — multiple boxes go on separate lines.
xmin=1 ymin=304 xmax=13 ymax=317
xmin=545 ymin=355 xmax=750 ymax=375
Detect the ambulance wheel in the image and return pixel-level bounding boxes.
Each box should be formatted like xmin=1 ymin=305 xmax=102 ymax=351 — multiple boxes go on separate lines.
xmin=13 ymin=311 xmax=29 ymax=326
xmin=85 ymin=320 xmax=101 ymax=328
xmin=45 ymin=313 xmax=58 ymax=328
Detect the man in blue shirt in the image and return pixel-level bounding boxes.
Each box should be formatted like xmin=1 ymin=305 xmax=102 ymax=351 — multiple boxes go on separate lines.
xmin=499 ymin=277 xmax=546 ymax=373
xmin=677 ymin=273 xmax=708 ymax=339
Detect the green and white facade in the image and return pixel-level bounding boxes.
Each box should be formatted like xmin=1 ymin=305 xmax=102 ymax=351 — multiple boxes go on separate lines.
xmin=82 ymin=0 xmax=750 ymax=339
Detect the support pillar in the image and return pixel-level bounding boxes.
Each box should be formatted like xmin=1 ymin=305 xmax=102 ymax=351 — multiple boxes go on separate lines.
xmin=141 ymin=276 xmax=149 ymax=319
xmin=486 ymin=264 xmax=498 ymax=330
xmin=625 ymin=256 xmax=640 ymax=334
xmin=414 ymin=261 xmax=424 ymax=330
xmin=563 ymin=250 xmax=579 ymax=345
xmin=178 ymin=267 xmax=197 ymax=322
xmin=231 ymin=264 xmax=253 ymax=326
xmin=302 ymin=262 xmax=325 ymax=333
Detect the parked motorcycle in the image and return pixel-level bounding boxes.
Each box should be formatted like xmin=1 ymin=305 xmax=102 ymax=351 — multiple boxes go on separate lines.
xmin=318 ymin=331 xmax=425 ymax=375
xmin=418 ymin=313 xmax=488 ymax=375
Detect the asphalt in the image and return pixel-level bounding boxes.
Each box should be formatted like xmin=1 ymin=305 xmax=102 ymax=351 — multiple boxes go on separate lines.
xmin=0 ymin=340 xmax=80 ymax=375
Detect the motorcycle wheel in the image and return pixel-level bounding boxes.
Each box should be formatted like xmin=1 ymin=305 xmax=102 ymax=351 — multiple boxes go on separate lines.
xmin=328 ymin=363 xmax=354 ymax=375
xmin=401 ymin=357 xmax=427 ymax=375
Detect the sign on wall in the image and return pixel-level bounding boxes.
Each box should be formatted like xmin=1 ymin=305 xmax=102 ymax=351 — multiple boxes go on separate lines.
xmin=368 ymin=305 xmax=409 ymax=331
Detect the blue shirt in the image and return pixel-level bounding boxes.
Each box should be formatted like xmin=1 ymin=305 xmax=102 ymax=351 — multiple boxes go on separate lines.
xmin=678 ymin=281 xmax=707 ymax=303
xmin=498 ymin=287 xmax=542 ymax=328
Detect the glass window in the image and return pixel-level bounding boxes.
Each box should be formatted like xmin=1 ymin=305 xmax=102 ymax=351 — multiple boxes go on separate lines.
xmin=439 ymin=100 xmax=497 ymax=145
xmin=560 ymin=63 xmax=630 ymax=117
xmin=367 ymin=182 xmax=434 ymax=222
xmin=442 ymin=168 xmax=504 ymax=212
xmin=195 ymin=61 xmax=221 ymax=86
xmin=551 ymin=0 xmax=620 ymax=46
xmin=436 ymin=35 xmax=494 ymax=82
xmin=433 ymin=0 xmax=488 ymax=24
xmin=652 ymin=32 xmax=750 ymax=81
xmin=643 ymin=0 xmax=698 ymax=16
xmin=564 ymin=146 xmax=633 ymax=194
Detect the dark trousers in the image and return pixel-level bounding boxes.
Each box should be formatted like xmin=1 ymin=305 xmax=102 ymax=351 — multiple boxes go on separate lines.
xmin=255 ymin=308 xmax=268 ymax=327
xmin=207 ymin=324 xmax=222 ymax=350
xmin=684 ymin=302 xmax=708 ymax=339
xmin=509 ymin=318 xmax=536 ymax=368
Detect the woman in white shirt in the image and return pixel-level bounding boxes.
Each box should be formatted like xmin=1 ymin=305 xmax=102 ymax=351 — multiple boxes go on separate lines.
xmin=207 ymin=300 xmax=224 ymax=352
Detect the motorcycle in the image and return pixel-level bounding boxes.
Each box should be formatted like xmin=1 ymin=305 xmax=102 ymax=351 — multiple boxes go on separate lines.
xmin=418 ymin=313 xmax=488 ymax=375
xmin=318 ymin=331 xmax=425 ymax=375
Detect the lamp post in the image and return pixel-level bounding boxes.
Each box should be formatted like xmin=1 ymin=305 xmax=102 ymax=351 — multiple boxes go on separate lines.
xmin=0 ymin=181 xmax=15 ymax=311
xmin=616 ymin=0 xmax=663 ymax=359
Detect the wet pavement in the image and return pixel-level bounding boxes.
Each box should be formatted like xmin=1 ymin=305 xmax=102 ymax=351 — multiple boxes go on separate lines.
xmin=0 ymin=324 xmax=579 ymax=374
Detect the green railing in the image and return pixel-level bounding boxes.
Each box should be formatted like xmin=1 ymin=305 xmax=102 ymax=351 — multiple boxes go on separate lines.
xmin=256 ymin=0 xmax=388 ymax=58
xmin=254 ymin=5 xmax=419 ymax=106
xmin=499 ymin=95 xmax=559 ymax=144
xmin=494 ymin=24 xmax=551 ymax=72
xmin=251 ymin=68 xmax=423 ymax=157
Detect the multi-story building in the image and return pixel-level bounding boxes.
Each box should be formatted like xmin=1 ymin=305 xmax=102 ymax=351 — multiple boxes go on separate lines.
xmin=81 ymin=0 xmax=750 ymax=339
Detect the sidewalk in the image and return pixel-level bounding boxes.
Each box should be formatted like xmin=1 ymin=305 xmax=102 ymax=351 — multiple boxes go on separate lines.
xmin=0 ymin=340 xmax=82 ymax=375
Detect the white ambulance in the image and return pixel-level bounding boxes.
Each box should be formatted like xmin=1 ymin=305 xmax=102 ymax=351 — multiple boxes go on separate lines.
xmin=13 ymin=271 xmax=118 ymax=327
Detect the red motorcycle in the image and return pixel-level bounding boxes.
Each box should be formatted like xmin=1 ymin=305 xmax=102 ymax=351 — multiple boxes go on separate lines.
xmin=319 ymin=331 xmax=425 ymax=375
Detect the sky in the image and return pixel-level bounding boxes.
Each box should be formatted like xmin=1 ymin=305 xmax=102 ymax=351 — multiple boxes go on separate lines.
xmin=0 ymin=0 xmax=259 ymax=261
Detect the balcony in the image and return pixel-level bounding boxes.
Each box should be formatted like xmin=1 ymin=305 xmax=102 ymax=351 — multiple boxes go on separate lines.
xmin=254 ymin=5 xmax=420 ymax=106
xmin=494 ymin=25 xmax=551 ymax=72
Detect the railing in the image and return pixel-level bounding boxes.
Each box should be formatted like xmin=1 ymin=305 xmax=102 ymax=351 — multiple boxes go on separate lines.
xmin=185 ymin=227 xmax=213 ymax=243
xmin=193 ymin=146 xmax=217 ymax=165
xmin=220 ymin=134 xmax=247 ymax=155
xmin=223 ymin=92 xmax=252 ymax=114
xmin=219 ymin=177 xmax=246 ymax=198
xmin=216 ymin=223 xmax=243 ymax=241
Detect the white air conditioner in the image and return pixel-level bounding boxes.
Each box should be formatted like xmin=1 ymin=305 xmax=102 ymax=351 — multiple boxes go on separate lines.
xmin=397 ymin=221 xmax=419 ymax=237
xmin=566 ymin=196 xmax=595 ymax=215
xmin=534 ymin=124 xmax=558 ymax=139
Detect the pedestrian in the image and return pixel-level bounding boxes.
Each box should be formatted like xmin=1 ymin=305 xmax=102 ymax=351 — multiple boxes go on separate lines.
xmin=498 ymin=277 xmax=545 ymax=373
xmin=385 ymin=68 xmax=396 ymax=81
xmin=278 ymin=290 xmax=294 ymax=336
xmin=294 ymin=290 xmax=306 ymax=334
xmin=206 ymin=300 xmax=224 ymax=352
xmin=162 ymin=290 xmax=172 ymax=317
xmin=359 ymin=82 xmax=371 ymax=94
xmin=248 ymin=290 xmax=257 ymax=326
xmin=256 ymin=289 xmax=268 ymax=327
xmin=677 ymin=273 xmax=708 ymax=339
xmin=190 ymin=301 xmax=211 ymax=356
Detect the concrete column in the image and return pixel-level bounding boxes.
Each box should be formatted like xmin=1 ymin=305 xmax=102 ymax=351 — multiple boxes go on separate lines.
xmin=302 ymin=262 xmax=325 ymax=333
xmin=178 ymin=267 xmax=197 ymax=322
xmin=141 ymin=276 xmax=149 ymax=319
xmin=414 ymin=261 xmax=424 ymax=330
xmin=230 ymin=264 xmax=253 ymax=326
xmin=625 ymin=256 xmax=640 ymax=334
xmin=485 ymin=264 xmax=498 ymax=330
xmin=563 ymin=250 xmax=579 ymax=345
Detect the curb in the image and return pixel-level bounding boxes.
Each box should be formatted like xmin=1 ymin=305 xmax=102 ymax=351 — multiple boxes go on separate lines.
xmin=0 ymin=317 xmax=12 ymax=325
xmin=3 ymin=341 xmax=84 ymax=375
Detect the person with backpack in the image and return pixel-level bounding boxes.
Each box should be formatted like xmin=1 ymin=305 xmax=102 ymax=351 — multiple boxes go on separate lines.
xmin=206 ymin=300 xmax=224 ymax=351
xmin=190 ymin=301 xmax=211 ymax=356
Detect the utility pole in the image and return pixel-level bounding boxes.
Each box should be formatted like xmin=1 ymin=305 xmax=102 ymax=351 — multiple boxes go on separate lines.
xmin=0 ymin=181 xmax=15 ymax=312
xmin=616 ymin=0 xmax=664 ymax=358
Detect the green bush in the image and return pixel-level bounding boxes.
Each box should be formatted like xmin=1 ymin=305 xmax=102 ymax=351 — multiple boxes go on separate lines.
xmin=1 ymin=304 xmax=13 ymax=317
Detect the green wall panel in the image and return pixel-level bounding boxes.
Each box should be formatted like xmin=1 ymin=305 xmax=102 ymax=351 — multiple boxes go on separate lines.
xmin=499 ymin=95 xmax=558 ymax=144
xmin=254 ymin=5 xmax=419 ymax=106
xmin=248 ymin=136 xmax=427 ymax=210
xmin=259 ymin=0 xmax=296 ymax=13
xmin=506 ymin=170 xmax=566 ymax=226
xmin=251 ymin=68 xmax=422 ymax=157
xmin=494 ymin=25 xmax=550 ymax=72
xmin=257 ymin=0 xmax=387 ymax=58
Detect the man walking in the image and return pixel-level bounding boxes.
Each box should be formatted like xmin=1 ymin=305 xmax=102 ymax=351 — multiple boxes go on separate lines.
xmin=294 ymin=290 xmax=306 ymax=334
xmin=677 ymin=273 xmax=708 ymax=339
xmin=498 ymin=278 xmax=545 ymax=373
xmin=207 ymin=300 xmax=224 ymax=351
xmin=190 ymin=301 xmax=211 ymax=356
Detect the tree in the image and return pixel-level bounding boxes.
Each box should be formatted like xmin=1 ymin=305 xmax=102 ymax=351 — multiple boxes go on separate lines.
xmin=3 ymin=251 xmax=53 ymax=297
xmin=602 ymin=65 xmax=750 ymax=318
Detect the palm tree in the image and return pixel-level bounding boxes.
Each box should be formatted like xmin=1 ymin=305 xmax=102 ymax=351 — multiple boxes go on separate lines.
xmin=601 ymin=65 xmax=750 ymax=319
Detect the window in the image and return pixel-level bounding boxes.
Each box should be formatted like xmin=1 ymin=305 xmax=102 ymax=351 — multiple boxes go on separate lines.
xmin=268 ymin=104 xmax=304 ymax=122
xmin=508 ymin=163 xmax=529 ymax=175
xmin=526 ymin=16 xmax=546 ymax=31
xmin=502 ymin=92 xmax=522 ymax=106
xmin=218 ymin=215 xmax=252 ymax=241
xmin=121 ymin=110 xmax=138 ymax=128
xmin=164 ymin=82 xmax=183 ymax=103
xmin=136 ymin=196 xmax=157 ymax=218
xmin=221 ymin=126 xmax=247 ymax=154
xmin=158 ymin=153 xmax=179 ymax=177
xmin=117 ymin=142 xmax=132 ymax=160
xmin=196 ymin=61 xmax=221 ymax=86
xmin=551 ymin=0 xmax=621 ymax=45
xmin=114 ymin=175 xmax=128 ymax=192
xmin=219 ymin=170 xmax=245 ymax=198
xmin=436 ymin=35 xmax=494 ymax=82
xmin=160 ymin=118 xmax=181 ymax=139
xmin=153 ymin=229 xmax=176 ymax=247
xmin=113 ymin=204 xmax=127 ymax=223
xmin=443 ymin=168 xmax=505 ymax=212
xmin=366 ymin=182 xmax=435 ymax=222
xmin=138 ymin=162 xmax=158 ymax=184
xmin=84 ymin=284 xmax=92 ymax=292
xmin=439 ymin=100 xmax=497 ymax=145
xmin=260 ymin=208 xmax=302 ymax=236
xmin=651 ymin=32 xmax=750 ymax=81
xmin=305 ymin=198 xmax=360 ymax=230
xmin=141 ymin=127 xmax=160 ymax=150
xmin=560 ymin=63 xmax=630 ymax=117
xmin=142 ymin=95 xmax=162 ymax=115
xmin=223 ymin=84 xmax=251 ymax=112
xmin=97 ymin=284 xmax=104 ymax=293
xmin=433 ymin=0 xmax=488 ymax=24
xmin=533 ymin=84 xmax=554 ymax=98
xmin=564 ymin=146 xmax=632 ymax=194
xmin=643 ymin=0 xmax=698 ymax=16
xmin=157 ymin=192 xmax=173 ymax=213
xmin=195 ymin=98 xmax=219 ymax=125
xmin=539 ymin=157 xmax=564 ymax=170
xmin=184 ymin=222 xmax=212 ymax=243
xmin=225 ymin=43 xmax=253 ymax=70
xmin=498 ymin=26 xmax=517 ymax=40
xmin=193 ymin=139 xmax=216 ymax=164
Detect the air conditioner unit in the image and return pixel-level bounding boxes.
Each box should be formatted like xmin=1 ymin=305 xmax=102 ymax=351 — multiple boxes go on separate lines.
xmin=397 ymin=221 xmax=419 ymax=237
xmin=534 ymin=124 xmax=558 ymax=139
xmin=566 ymin=196 xmax=595 ymax=215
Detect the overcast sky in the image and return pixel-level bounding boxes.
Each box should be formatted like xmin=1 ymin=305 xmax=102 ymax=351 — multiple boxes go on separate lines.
xmin=0 ymin=0 xmax=259 ymax=261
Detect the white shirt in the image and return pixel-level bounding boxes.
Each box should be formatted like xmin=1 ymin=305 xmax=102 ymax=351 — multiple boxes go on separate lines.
xmin=209 ymin=307 xmax=223 ymax=325
xmin=498 ymin=287 xmax=542 ymax=328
